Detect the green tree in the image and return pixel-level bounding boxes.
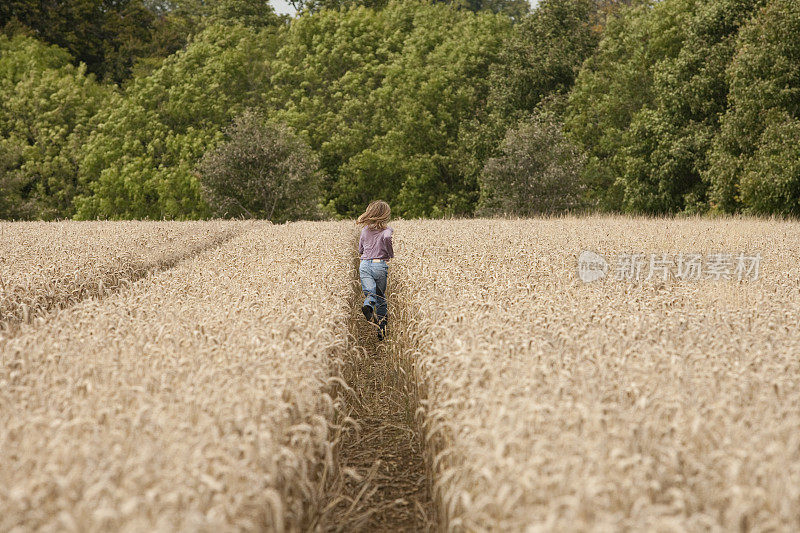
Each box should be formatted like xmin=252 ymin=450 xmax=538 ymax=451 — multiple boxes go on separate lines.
xmin=488 ymin=0 xmax=601 ymax=123
xmin=0 ymin=34 xmax=110 ymax=220
xmin=75 ymin=23 xmax=277 ymax=219
xmin=477 ymin=112 xmax=587 ymax=216
xmin=376 ymin=4 xmax=511 ymax=216
xmin=288 ymin=0 xmax=389 ymax=13
xmin=288 ymin=0 xmax=527 ymax=17
xmin=211 ymin=0 xmax=284 ymax=28
xmin=565 ymin=0 xmax=767 ymax=214
xmin=704 ymin=0 xmax=800 ymax=215
xmin=618 ymin=0 xmax=766 ymax=214
xmin=564 ymin=0 xmax=691 ymax=210
xmin=197 ymin=109 xmax=323 ymax=221
xmin=1 ymin=0 xmax=282 ymax=83
xmin=267 ymin=4 xmax=404 ymax=215
xmin=445 ymin=0 xmax=529 ymax=20
xmin=450 ymin=0 xmax=602 ymax=218
xmin=267 ymin=1 xmax=510 ymax=218
xmin=1 ymin=0 xmax=158 ymax=83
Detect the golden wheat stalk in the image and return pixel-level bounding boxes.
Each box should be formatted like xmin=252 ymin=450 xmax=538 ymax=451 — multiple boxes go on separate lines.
xmin=0 ymin=220 xmax=253 ymax=335
xmin=0 ymin=221 xmax=354 ymax=531
xmin=389 ymin=216 xmax=800 ymax=531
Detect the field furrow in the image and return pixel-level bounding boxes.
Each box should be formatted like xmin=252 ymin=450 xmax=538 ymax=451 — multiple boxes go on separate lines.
xmin=0 ymin=220 xmax=251 ymax=335
xmin=322 ymin=246 xmax=434 ymax=531
xmin=390 ymin=217 xmax=800 ymax=531
xmin=0 ymin=221 xmax=353 ymax=531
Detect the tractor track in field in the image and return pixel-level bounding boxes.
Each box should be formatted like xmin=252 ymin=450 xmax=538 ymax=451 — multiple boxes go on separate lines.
xmin=0 ymin=225 xmax=246 ymax=339
xmin=323 ymin=252 xmax=434 ymax=532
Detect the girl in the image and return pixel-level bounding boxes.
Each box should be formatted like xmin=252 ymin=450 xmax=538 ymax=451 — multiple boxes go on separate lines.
xmin=356 ymin=200 xmax=394 ymax=340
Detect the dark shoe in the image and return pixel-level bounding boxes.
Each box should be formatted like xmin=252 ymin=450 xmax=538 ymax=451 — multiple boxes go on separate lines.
xmin=361 ymin=304 xmax=374 ymax=322
xmin=377 ymin=328 xmax=384 ymax=341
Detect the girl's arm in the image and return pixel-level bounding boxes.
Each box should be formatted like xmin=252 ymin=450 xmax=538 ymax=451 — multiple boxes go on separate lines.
xmin=385 ymin=230 xmax=394 ymax=259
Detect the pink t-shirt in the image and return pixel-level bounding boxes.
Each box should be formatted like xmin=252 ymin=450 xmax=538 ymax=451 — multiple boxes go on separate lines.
xmin=359 ymin=226 xmax=394 ymax=260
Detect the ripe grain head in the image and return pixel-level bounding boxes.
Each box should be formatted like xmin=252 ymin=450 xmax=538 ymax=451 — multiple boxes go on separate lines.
xmin=0 ymin=220 xmax=252 ymax=336
xmin=0 ymin=220 xmax=354 ymax=531
xmin=389 ymin=215 xmax=800 ymax=531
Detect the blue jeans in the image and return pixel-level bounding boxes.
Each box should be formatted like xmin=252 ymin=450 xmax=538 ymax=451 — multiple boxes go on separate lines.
xmin=359 ymin=259 xmax=388 ymax=328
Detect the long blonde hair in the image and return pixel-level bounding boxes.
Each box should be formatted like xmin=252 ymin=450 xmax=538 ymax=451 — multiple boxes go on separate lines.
xmin=357 ymin=200 xmax=391 ymax=230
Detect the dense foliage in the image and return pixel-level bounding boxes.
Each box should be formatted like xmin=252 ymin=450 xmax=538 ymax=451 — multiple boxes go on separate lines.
xmin=74 ymin=24 xmax=277 ymax=220
xmin=197 ymin=109 xmax=323 ymax=221
xmin=704 ymin=0 xmax=800 ymax=215
xmin=266 ymin=2 xmax=511 ymax=217
xmin=565 ymin=0 xmax=692 ymax=210
xmin=488 ymin=0 xmax=600 ymax=123
xmin=0 ymin=35 xmax=110 ymax=219
xmin=565 ymin=0 xmax=784 ymax=215
xmin=1 ymin=0 xmax=798 ymax=220
xmin=0 ymin=0 xmax=283 ymax=83
xmin=478 ymin=112 xmax=586 ymax=216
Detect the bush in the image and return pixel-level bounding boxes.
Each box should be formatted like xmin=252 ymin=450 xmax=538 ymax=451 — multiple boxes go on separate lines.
xmin=477 ymin=113 xmax=586 ymax=216
xmin=197 ymin=110 xmax=324 ymax=222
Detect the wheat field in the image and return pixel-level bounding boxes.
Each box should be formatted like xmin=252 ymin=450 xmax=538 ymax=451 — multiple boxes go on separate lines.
xmin=0 ymin=220 xmax=251 ymax=335
xmin=1 ymin=216 xmax=799 ymax=531
xmin=1 ymin=221 xmax=353 ymax=531
xmin=389 ymin=216 xmax=800 ymax=531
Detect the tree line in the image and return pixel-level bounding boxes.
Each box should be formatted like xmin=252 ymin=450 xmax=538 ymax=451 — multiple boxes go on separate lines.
xmin=1 ymin=0 xmax=798 ymax=221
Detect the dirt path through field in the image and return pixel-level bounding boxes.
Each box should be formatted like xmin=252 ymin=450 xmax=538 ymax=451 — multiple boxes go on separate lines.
xmin=323 ymin=255 xmax=434 ymax=532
